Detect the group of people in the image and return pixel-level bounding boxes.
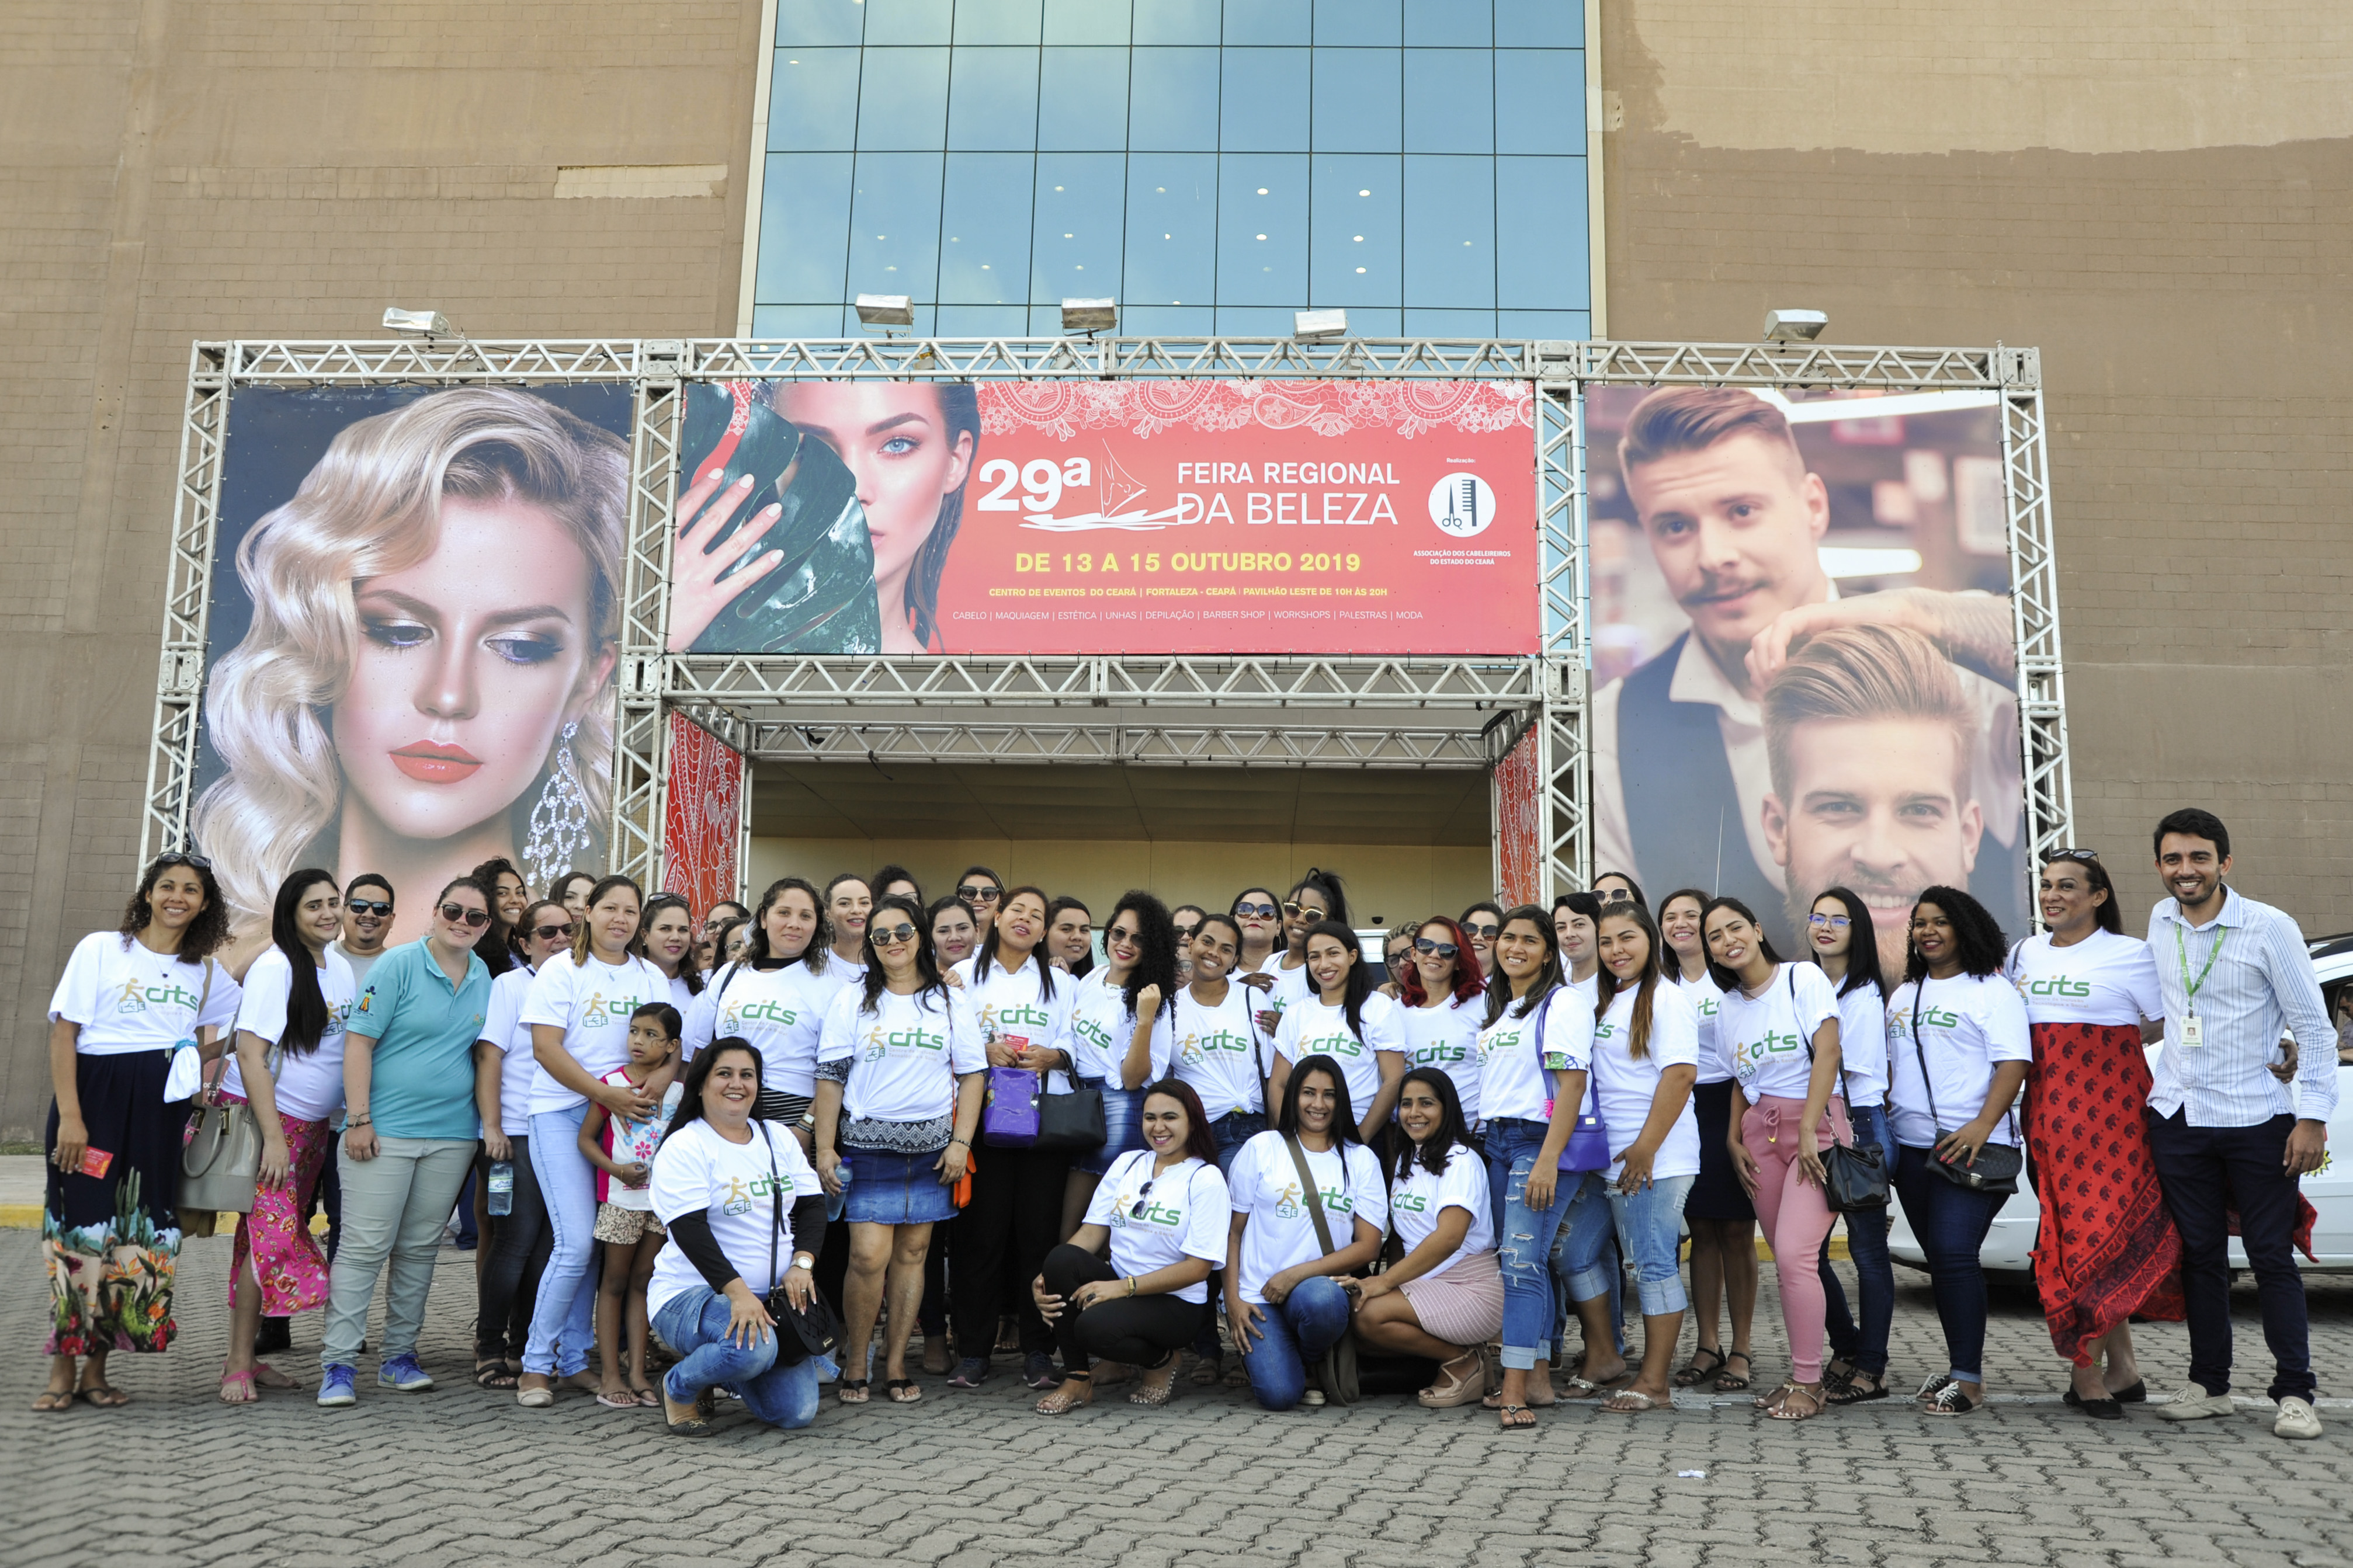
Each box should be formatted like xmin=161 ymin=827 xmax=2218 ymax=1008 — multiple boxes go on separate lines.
xmin=34 ymin=809 xmax=2340 ymax=1442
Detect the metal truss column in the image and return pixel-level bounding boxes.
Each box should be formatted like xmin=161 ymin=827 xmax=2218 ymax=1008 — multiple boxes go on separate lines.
xmin=1535 ymin=381 xmax=1591 ymax=897
xmin=1998 ymin=350 xmax=2074 ymax=919
xmin=140 ymin=343 xmax=231 ymax=863
xmin=609 ymin=346 xmax=686 ymax=888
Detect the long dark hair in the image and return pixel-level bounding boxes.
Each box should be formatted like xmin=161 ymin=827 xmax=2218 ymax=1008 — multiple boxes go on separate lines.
xmin=1108 ymin=890 xmax=1179 ymax=1020
xmin=1807 ymin=885 xmax=1888 ymax=999
xmin=548 ymin=870 xmax=596 ymax=906
xmin=975 ymin=884 xmax=1056 ymax=1000
xmin=1275 ymin=1053 xmax=1360 ymax=1148
xmin=672 ymin=1035 xmax=761 ymax=1132
xmin=1700 ymin=895 xmax=1783 ymax=993
xmin=1481 ymin=905 xmax=1563 ymax=1026
xmin=1297 ymin=918 xmax=1372 ymax=1039
xmin=2044 ymin=852 xmax=2124 ymax=937
xmin=1903 ymin=886 xmax=2008 ymax=983
xmin=119 ymin=850 xmax=231 ymax=962
xmin=905 ymin=382 xmax=980 ymax=651
xmin=268 ymin=868 xmax=341 ymax=1055
xmin=570 ymin=874 xmax=643 ymax=967
xmin=1591 ymin=902 xmax=1664 ymax=1061
xmin=1140 ymin=1077 xmax=1221 ymax=1167
xmin=638 ymin=892 xmax=705 ymax=995
xmin=1288 ymin=868 xmax=1350 ymax=930
xmin=869 ymin=863 xmax=922 ymax=904
xmin=1388 ymin=1067 xmax=1472 ymax=1182
xmin=859 ymin=894 xmax=948 ymax=1013
xmin=1231 ymin=886 xmax=1284 ymax=952
xmin=469 ymin=856 xmax=524 ymax=978
xmin=751 ymin=876 xmax=828 ymax=970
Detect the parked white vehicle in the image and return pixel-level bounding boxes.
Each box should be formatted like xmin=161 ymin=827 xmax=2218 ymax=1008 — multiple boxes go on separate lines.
xmin=1889 ymin=932 xmax=2353 ymax=1274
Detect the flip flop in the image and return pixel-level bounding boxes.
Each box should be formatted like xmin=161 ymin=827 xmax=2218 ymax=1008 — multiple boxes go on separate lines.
xmin=75 ymin=1383 xmax=129 ymax=1408
xmin=631 ymin=1387 xmax=662 ymax=1407
xmin=887 ymin=1378 xmax=922 ymax=1404
xmin=218 ymin=1369 xmax=258 ymax=1405
xmin=29 ymin=1389 xmax=74 ymax=1413
xmin=836 ymin=1378 xmax=870 ymax=1405
xmin=1498 ymin=1403 xmax=1538 ymax=1431
xmin=1603 ymin=1388 xmax=1661 ymax=1414
xmin=595 ymin=1390 xmax=638 ymax=1409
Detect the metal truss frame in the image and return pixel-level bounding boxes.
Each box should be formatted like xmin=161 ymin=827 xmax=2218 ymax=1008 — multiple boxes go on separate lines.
xmin=144 ymin=336 xmax=2069 ymax=912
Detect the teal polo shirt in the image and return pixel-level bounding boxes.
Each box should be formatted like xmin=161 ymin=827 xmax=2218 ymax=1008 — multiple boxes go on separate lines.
xmin=348 ymin=938 xmax=492 ymax=1141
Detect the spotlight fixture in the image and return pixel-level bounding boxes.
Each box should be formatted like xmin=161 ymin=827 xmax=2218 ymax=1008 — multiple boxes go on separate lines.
xmin=382 ymin=306 xmax=453 ymax=336
xmin=1293 ymin=308 xmax=1348 ymax=343
xmin=855 ymin=293 xmax=916 ymax=331
xmin=1060 ymin=297 xmax=1117 ymax=334
xmin=1763 ymin=308 xmax=1828 ymax=343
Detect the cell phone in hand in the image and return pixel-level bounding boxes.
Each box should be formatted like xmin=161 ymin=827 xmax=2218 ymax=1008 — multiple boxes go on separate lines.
xmin=79 ymin=1147 xmax=114 ymax=1179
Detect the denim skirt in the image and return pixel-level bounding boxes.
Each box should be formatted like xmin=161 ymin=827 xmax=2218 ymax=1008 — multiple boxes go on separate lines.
xmin=843 ymin=1147 xmax=959 ymax=1225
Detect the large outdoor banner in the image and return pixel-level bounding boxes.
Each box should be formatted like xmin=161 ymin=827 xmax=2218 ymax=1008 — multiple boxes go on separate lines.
xmin=1584 ymin=386 xmax=2025 ymax=974
xmin=191 ymin=385 xmax=633 ymax=943
xmin=1491 ymin=725 xmax=1543 ymax=909
xmin=672 ymin=379 xmax=1538 ymax=657
xmin=661 ymin=713 xmax=744 ymax=922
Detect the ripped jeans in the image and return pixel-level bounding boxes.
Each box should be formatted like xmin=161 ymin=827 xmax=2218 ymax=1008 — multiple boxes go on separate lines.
xmin=1485 ymin=1118 xmax=1573 ymax=1371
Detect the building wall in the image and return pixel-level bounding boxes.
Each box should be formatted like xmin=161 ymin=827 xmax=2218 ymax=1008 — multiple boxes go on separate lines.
xmin=1598 ymin=0 xmax=2353 ymax=933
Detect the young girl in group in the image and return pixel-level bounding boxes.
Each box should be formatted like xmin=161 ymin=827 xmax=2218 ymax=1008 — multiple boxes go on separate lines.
xmin=578 ymin=1002 xmax=685 ymax=1408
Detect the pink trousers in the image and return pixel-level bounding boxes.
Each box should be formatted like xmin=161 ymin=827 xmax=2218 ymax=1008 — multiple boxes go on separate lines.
xmin=1739 ymin=1094 xmax=1849 ymax=1384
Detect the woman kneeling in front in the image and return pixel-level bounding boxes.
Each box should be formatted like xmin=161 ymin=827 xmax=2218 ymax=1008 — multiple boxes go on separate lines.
xmin=647 ymin=1039 xmax=830 ymax=1435
xmin=1032 ymin=1079 xmax=1231 ymax=1413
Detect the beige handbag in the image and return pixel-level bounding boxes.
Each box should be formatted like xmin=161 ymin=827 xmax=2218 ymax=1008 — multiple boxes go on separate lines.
xmin=178 ymin=961 xmax=262 ymax=1228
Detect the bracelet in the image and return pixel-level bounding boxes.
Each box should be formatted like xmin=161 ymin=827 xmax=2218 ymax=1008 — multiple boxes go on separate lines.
xmin=948 ymin=1137 xmax=969 ymax=1149
xmin=348 ymin=1115 xmax=372 ymax=1128
xmin=1126 ymin=1275 xmax=1137 ymax=1297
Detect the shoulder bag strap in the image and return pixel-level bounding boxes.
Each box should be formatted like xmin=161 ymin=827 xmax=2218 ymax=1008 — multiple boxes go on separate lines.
xmin=1908 ymin=978 xmax=1945 ymax=1132
xmin=1794 ymin=966 xmax=1857 ymax=1137
xmin=763 ymin=1122 xmax=782 ymax=1297
xmin=1282 ymin=1133 xmax=1339 ymax=1257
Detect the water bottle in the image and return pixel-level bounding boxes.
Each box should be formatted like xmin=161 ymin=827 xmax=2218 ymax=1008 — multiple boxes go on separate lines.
xmin=487 ymin=1160 xmax=515 ymax=1216
xmin=827 ymin=1159 xmax=852 ymax=1224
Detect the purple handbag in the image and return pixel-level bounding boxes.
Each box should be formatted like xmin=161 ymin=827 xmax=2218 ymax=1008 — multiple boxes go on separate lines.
xmin=1531 ymin=987 xmax=1612 ymax=1173
xmin=981 ymin=1065 xmax=1042 ymax=1148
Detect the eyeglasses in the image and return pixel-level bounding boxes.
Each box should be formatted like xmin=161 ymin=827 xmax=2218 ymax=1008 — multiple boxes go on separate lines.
xmin=1129 ymin=1177 xmax=1157 ymax=1219
xmin=1234 ymin=902 xmax=1278 ymax=920
xmin=1414 ymin=938 xmax=1460 ymax=958
xmin=1386 ymin=950 xmax=1413 ymax=968
xmin=1282 ymin=901 xmax=1326 ymax=919
xmin=956 ymin=885 xmax=1001 ymax=903
xmin=346 ymin=899 xmax=393 ymax=917
xmin=1462 ymin=922 xmax=1500 ymax=940
xmin=1806 ymin=913 xmax=1852 ymax=930
xmin=438 ymin=902 xmax=492 ymax=929
xmin=532 ymin=922 xmax=574 ymax=941
xmin=2044 ymin=847 xmax=2100 ymax=861
xmin=870 ymin=923 xmax=919 ymax=947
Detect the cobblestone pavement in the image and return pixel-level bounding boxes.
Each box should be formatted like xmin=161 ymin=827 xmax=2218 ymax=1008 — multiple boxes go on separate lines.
xmin=9 ymin=1229 xmax=2353 ymax=1568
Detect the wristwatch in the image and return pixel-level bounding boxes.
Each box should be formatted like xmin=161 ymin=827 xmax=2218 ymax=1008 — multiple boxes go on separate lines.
xmin=791 ymin=1252 xmax=815 ymax=1271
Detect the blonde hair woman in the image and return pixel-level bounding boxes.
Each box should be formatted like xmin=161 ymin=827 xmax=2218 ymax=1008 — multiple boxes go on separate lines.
xmin=193 ymin=387 xmax=626 ymax=945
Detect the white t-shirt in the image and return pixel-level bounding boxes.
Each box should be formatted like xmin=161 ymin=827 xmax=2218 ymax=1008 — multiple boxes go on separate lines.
xmin=519 ymin=951 xmax=671 ymax=1116
xmin=1680 ymin=971 xmax=1731 ymax=1086
xmin=1083 ymin=1150 xmax=1231 ymax=1304
xmin=1171 ymin=982 xmax=1268 ymax=1120
xmin=666 ymin=972 xmax=697 ymax=1017
xmin=596 ymin=1066 xmax=685 ymax=1211
xmin=1226 ymin=1130 xmax=1389 ymax=1304
xmin=1387 ymin=1142 xmax=1493 ymax=1279
xmin=646 ymin=1118 xmax=819 ymax=1320
xmin=1828 ymin=976 xmax=1892 ymax=1110
xmin=1886 ymin=973 xmax=2035 ymax=1149
xmin=817 ymin=983 xmax=986 ymax=1124
xmin=1590 ymin=980 xmax=1703 ymax=1179
xmin=796 ymin=952 xmax=865 ymax=1019
xmin=49 ymin=931 xmax=242 ymax=1056
xmin=221 ymin=945 xmax=356 ymax=1124
xmin=686 ymin=960 xmax=827 ymax=1096
xmin=1067 ymin=969 xmax=1176 ymax=1087
xmin=955 ymin=952 xmax=1078 ymax=1091
xmin=2005 ymin=930 xmax=2164 ymax=1028
xmin=1474 ymin=985 xmax=1591 ymax=1124
xmin=477 ymin=963 xmax=540 ymax=1136
xmin=1718 ymin=963 xmax=1840 ymax=1103
xmin=1273 ymin=992 xmax=1406 ymax=1122
xmin=1398 ymin=995 xmax=1484 ymax=1124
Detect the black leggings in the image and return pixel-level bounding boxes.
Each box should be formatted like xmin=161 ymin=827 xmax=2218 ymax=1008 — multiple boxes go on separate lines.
xmin=474 ymin=1134 xmax=553 ymax=1361
xmin=1040 ymin=1243 xmax=1207 ymax=1377
xmin=953 ymin=1146 xmax=1069 ymax=1358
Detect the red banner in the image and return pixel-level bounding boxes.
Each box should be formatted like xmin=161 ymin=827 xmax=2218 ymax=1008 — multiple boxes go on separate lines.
xmin=661 ymin=713 xmax=742 ymax=920
xmin=1493 ymin=724 xmax=1544 ymax=907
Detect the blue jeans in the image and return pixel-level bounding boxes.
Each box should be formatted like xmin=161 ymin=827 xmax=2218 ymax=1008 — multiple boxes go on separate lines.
xmin=1606 ymin=1174 xmax=1695 ymax=1316
xmin=1552 ymin=1171 xmax=1619 ymax=1341
xmin=1238 ymin=1276 xmax=1351 ymax=1410
xmin=522 ymin=1105 xmax=595 ymax=1378
xmin=1210 ymin=1111 xmax=1264 ymax=1178
xmin=1486 ymin=1118 xmax=1573 ymax=1369
xmin=1892 ymin=1142 xmax=2009 ymax=1383
xmin=1821 ymin=1102 xmax=1895 ymax=1376
xmin=2148 ymin=1110 xmax=2316 ymax=1402
xmin=653 ymin=1287 xmax=821 ymax=1430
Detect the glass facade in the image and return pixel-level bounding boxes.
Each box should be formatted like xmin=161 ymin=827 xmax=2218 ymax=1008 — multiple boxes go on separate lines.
xmin=750 ymin=0 xmax=1591 ymax=338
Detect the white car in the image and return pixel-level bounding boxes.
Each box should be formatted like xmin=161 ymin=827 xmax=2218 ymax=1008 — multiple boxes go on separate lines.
xmin=1888 ymin=931 xmax=2353 ymax=1274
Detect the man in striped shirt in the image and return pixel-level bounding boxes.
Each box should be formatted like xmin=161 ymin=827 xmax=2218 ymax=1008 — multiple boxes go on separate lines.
xmin=2144 ymin=808 xmax=2334 ymax=1440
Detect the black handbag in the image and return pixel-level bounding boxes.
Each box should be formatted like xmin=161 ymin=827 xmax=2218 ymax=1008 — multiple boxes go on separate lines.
xmin=1906 ymin=979 xmax=2024 ymax=1195
xmin=761 ymin=1126 xmax=845 ymax=1365
xmin=1794 ymin=968 xmax=1890 ymax=1215
xmin=1034 ymin=1078 xmax=1108 ymax=1153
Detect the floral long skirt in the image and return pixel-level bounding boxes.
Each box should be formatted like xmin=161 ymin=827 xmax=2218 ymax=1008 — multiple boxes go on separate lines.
xmin=43 ymin=1049 xmax=190 ymax=1356
xmin=221 ymin=1096 xmax=334 ymax=1315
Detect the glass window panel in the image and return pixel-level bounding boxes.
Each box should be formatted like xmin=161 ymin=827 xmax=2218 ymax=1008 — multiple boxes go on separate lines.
xmin=1495 ymin=0 xmax=1580 ymax=46
xmin=862 ymin=0 xmax=952 ymax=44
xmin=1402 ymin=153 xmax=1494 ymax=308
xmin=948 ymin=47 xmax=1040 ymax=149
xmin=1044 ymin=0 xmax=1130 ymax=44
xmin=756 ymin=153 xmax=854 ymax=302
xmin=1313 ymin=0 xmax=1399 ymax=45
xmin=774 ymin=0 xmax=866 ymax=47
xmin=955 ymin=0 xmax=1043 ymax=44
xmin=1310 ymin=48 xmax=1400 ymax=153
xmin=1214 ymin=305 xmax=1299 ymax=335
xmin=769 ymin=49 xmax=862 ymax=152
xmin=1403 ymin=0 xmax=1490 ymax=46
xmin=1129 ymin=47 xmax=1220 ymax=150
xmin=1120 ymin=304 xmax=1216 ymax=336
xmin=1221 ymin=49 xmax=1310 ymax=151
xmin=848 ymin=151 xmax=946 ymax=300
xmin=1495 ymin=50 xmax=1584 ymax=155
xmin=1124 ymin=153 xmax=1217 ymax=307
xmin=1216 ymin=153 xmax=1308 ymax=307
xmin=752 ymin=303 xmax=852 ymax=337
xmin=1328 ymin=306 xmax=1401 ymax=335
xmin=1039 ymin=47 xmax=1130 ymax=149
xmin=1226 ymin=0 xmax=1310 ymax=44
xmin=855 ymin=48 xmax=950 ymax=150
xmin=1032 ymin=153 xmax=1127 ymax=301
xmin=1403 ymin=306 xmax=1498 ymax=336
xmin=1494 ymin=155 xmax=1587 ymax=310
xmin=1404 ymin=48 xmax=1491 ymax=153
xmin=938 ymin=303 xmax=1032 ymax=335
xmin=1499 ymin=308 xmax=1590 ymax=339
xmin=1133 ymin=0 xmax=1220 ymax=44
xmin=939 ymin=152 xmax=1034 ymax=303
xmin=1309 ymin=154 xmax=1400 ymax=306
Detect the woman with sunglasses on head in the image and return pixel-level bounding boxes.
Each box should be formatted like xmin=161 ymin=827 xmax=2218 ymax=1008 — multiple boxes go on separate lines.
xmin=1886 ymin=887 xmax=2031 ymax=1417
xmin=471 ymin=898 xmax=573 ymax=1391
xmin=1063 ymin=893 xmax=1180 ymax=1236
xmin=1266 ymin=919 xmax=1408 ymax=1146
xmin=1805 ymin=888 xmax=1897 ymax=1407
xmin=2004 ymin=851 xmax=2174 ymax=1417
xmin=954 ymin=865 xmax=1005 ymax=941
xmin=1658 ymin=888 xmax=1755 ymax=1396
xmin=515 ymin=874 xmax=674 ymax=1408
xmin=638 ymin=893 xmax=705 ymax=1014
xmin=1168 ymin=906 xmax=1206 ymax=982
xmin=947 ymin=885 xmax=1080 ymax=1392
xmin=1226 ymin=1054 xmax=1388 ymax=1410
xmin=1377 ymin=924 xmax=1415 ymax=999
xmin=1397 ymin=918 xmax=1487 ymax=1129
xmin=813 ymin=895 xmax=986 ymax=1405
xmin=1033 ymin=1079 xmax=1231 ymax=1414
xmin=1592 ymin=872 xmax=1647 ymax=912
xmin=1460 ymin=901 xmax=1505 ymax=980
xmin=1249 ymin=871 xmax=1349 ymax=1037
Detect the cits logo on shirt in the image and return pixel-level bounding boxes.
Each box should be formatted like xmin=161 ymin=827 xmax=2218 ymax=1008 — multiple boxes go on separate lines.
xmin=1479 ymin=1025 xmax=1523 ymax=1063
xmin=1594 ymin=1020 xmax=1616 ymax=1042
xmin=1113 ymin=1190 xmax=1185 ymax=1230
xmin=1737 ymin=1028 xmax=1803 ymax=1071
xmin=865 ymin=1023 xmax=948 ymax=1061
xmin=1072 ymin=1014 xmax=1115 ymax=1052
xmin=583 ymin=990 xmax=644 ymax=1024
xmin=1412 ymin=1042 xmax=1467 ymax=1065
xmin=1918 ymin=1005 xmax=1962 ymax=1030
xmin=2023 ymin=976 xmax=2092 ymax=999
xmin=718 ymin=1170 xmax=793 ymax=1215
xmin=1304 ymin=1030 xmax=1363 ymax=1059
xmin=1697 ymin=995 xmax=1719 ymax=1019
xmin=113 ymin=978 xmax=201 ymax=1016
xmin=1181 ymin=1027 xmax=1252 ymax=1066
xmin=1391 ymin=1191 xmax=1429 ymax=1214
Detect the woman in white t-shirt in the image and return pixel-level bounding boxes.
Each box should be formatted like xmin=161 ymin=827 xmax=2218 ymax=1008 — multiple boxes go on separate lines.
xmin=684 ymin=877 xmax=830 ymax=1132
xmin=1239 ymin=871 xmax=1345 ymax=1039
xmin=1658 ymin=886 xmax=1756 ymax=1397
xmin=37 ymin=851 xmax=241 ymax=1409
xmin=1227 ymin=885 xmax=1285 ymax=1023
xmin=515 ymin=874 xmax=672 ymax=1407
xmin=1031 ymin=1079 xmax=1231 ymax=1414
xmin=217 ymin=870 xmax=357 ymax=1403
xmin=1062 ymin=893 xmax=1180 ymax=1234
xmin=2006 ymin=853 xmax=2170 ymax=1417
xmin=1171 ymin=913 xmax=1271 ymax=1173
xmin=1396 ymin=917 xmax=1487 ymax=1127
xmin=473 ymin=898 xmax=574 ymax=1390
xmin=1342 ymin=1068 xmax=1499 ymax=1408
xmin=1706 ymin=894 xmax=1845 ymax=1423
xmin=1268 ymin=920 xmax=1407 ymax=1142
xmin=1804 ymin=888 xmax=1898 ymax=1407
xmin=1886 ymin=886 xmax=2032 ymax=1417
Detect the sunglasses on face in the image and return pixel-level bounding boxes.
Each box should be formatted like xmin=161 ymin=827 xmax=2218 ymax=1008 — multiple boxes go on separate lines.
xmin=1282 ymin=901 xmax=1325 ymax=919
xmin=1463 ymin=923 xmax=1500 ymax=939
xmin=439 ymin=902 xmax=491 ymax=929
xmin=1172 ymin=924 xmax=1200 ymax=943
xmin=1806 ymin=913 xmax=1852 ymax=930
xmin=1234 ymin=902 xmax=1278 ymax=920
xmin=1415 ymin=938 xmax=1460 ymax=958
xmin=871 ymin=923 xmax=919 ymax=947
xmin=1599 ymin=888 xmax=1633 ymax=903
xmin=532 ymin=922 xmax=574 ymax=941
xmin=956 ymin=885 xmax=1001 ymax=903
xmin=346 ymin=899 xmax=393 ymax=917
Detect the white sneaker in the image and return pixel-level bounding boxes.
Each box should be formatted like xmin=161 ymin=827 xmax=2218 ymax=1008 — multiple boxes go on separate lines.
xmin=2274 ymin=1396 xmax=2324 ymax=1440
xmin=2154 ymin=1383 xmax=2236 ymax=1421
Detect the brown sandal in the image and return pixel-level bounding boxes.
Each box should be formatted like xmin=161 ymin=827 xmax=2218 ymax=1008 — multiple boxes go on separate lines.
xmin=1769 ymin=1383 xmax=1826 ymax=1421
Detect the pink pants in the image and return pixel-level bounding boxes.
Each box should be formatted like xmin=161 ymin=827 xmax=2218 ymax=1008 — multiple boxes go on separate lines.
xmin=1740 ymin=1094 xmax=1849 ymax=1384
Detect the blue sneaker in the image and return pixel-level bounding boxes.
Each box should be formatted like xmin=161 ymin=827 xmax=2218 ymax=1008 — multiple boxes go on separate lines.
xmin=317 ymin=1365 xmax=357 ymax=1407
xmin=379 ymin=1353 xmax=435 ymax=1392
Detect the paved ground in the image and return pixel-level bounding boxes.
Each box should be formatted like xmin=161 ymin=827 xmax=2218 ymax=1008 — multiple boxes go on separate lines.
xmin=8 ymin=1228 xmax=2353 ymax=1568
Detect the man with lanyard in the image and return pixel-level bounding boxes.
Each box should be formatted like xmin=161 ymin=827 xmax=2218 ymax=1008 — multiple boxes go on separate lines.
xmin=2144 ymin=808 xmax=2334 ymax=1440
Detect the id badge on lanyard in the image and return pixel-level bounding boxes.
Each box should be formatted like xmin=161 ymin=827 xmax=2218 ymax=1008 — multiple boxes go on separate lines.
xmin=2175 ymin=919 xmax=2227 ymax=1050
